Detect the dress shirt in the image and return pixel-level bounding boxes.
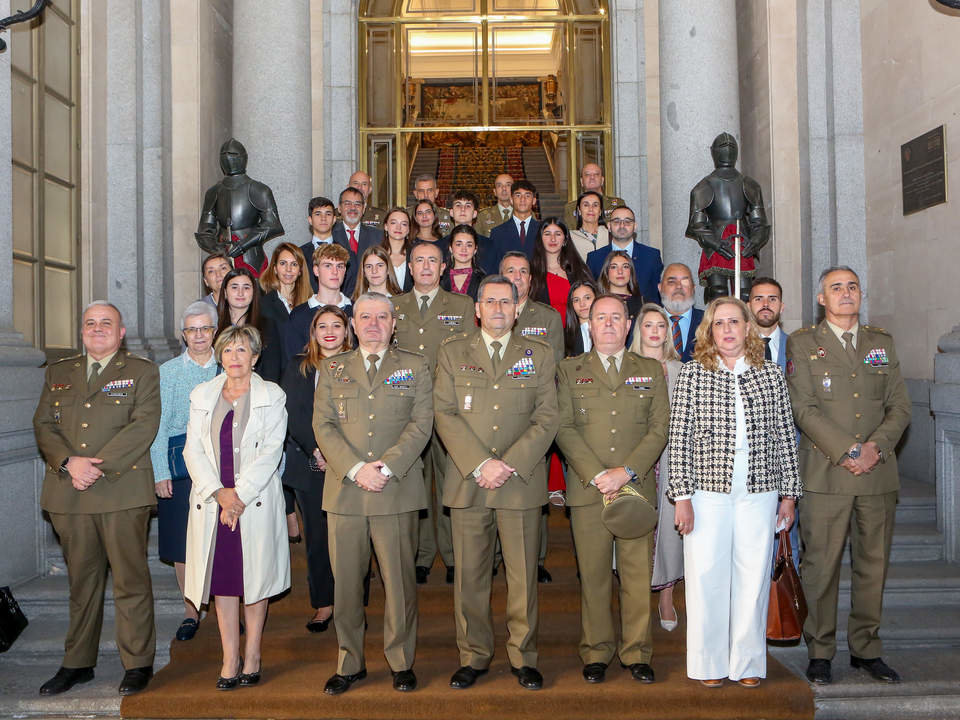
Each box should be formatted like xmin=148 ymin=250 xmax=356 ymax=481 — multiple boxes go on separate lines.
xmin=393 ymin=263 xmax=408 ymax=290
xmin=580 ymin=322 xmax=592 ymax=353
xmin=311 ymin=234 xmax=334 ymax=250
xmin=498 ymin=204 xmax=513 ymax=221
xmin=308 ymin=292 xmax=351 ymax=310
xmin=87 ymin=351 xmax=118 ymax=378
xmin=759 ymin=326 xmax=781 ymax=362
xmin=413 ymin=285 xmax=440 ymax=310
xmin=346 ymin=347 xmax=393 ymax=482
xmin=826 ymin=319 xmax=860 ymax=349
xmin=512 ymin=213 xmax=534 ymax=236
xmin=673 ymin=306 xmax=695 ymax=350
xmin=609 ymin=240 xmax=633 ymax=259
xmin=596 ymin=347 xmax=626 ymax=373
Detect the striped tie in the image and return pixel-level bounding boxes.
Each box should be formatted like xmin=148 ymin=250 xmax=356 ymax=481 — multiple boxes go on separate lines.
xmin=670 ymin=315 xmax=682 ymax=354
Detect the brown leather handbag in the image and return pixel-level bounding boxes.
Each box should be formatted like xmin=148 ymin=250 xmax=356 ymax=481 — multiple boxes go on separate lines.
xmin=766 ymin=529 xmax=807 ymax=641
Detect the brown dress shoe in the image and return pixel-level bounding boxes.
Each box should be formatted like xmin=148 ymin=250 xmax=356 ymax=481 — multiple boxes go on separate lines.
xmin=737 ymin=677 xmax=760 ymax=688
xmin=699 ymin=678 xmax=724 ymax=688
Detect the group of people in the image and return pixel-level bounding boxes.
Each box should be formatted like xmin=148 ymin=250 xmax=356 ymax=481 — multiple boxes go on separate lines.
xmin=31 ymin=165 xmax=911 ymax=703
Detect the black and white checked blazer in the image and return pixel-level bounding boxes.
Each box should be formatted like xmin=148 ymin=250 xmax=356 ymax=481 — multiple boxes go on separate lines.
xmin=667 ymin=359 xmax=802 ymax=499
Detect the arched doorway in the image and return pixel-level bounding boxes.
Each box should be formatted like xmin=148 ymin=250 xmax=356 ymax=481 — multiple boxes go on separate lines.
xmin=358 ymin=0 xmax=611 ymax=215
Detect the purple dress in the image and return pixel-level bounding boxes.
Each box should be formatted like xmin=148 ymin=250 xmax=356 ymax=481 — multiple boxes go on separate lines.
xmin=210 ymin=408 xmax=244 ymax=596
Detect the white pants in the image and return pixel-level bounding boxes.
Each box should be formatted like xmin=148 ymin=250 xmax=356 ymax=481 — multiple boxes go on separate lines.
xmin=683 ymin=449 xmax=778 ymax=680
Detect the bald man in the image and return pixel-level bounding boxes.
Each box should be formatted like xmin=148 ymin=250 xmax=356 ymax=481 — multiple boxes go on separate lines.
xmin=476 ymin=174 xmax=515 ymax=238
xmin=349 ymin=170 xmax=387 ymax=230
xmin=562 ymin=163 xmax=624 ymax=230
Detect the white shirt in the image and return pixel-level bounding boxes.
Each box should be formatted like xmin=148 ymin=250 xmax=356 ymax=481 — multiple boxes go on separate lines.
xmin=512 ymin=214 xmax=533 ymax=236
xmin=308 ymin=292 xmax=351 ymax=309
xmin=759 ymin=326 xmax=782 ymax=362
xmin=311 ymin=234 xmax=333 ymax=249
xmin=609 ymin=239 xmax=633 ymax=258
xmin=580 ymin=322 xmax=592 ymax=353
xmin=393 ymin=263 xmax=408 ymax=290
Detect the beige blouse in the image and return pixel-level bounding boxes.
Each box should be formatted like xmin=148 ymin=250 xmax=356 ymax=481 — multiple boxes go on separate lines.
xmin=211 ymin=390 xmax=251 ymax=474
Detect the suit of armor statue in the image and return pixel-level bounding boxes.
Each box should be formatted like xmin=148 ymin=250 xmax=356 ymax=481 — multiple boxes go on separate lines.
xmin=195 ymin=138 xmax=284 ymax=277
xmin=685 ymin=133 xmax=770 ymax=303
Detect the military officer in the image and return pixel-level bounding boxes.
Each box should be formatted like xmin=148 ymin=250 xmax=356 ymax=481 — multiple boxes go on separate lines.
xmin=314 ymin=292 xmax=433 ymax=695
xmin=786 ymin=266 xmax=911 ymax=686
xmin=393 ymin=241 xmax=474 ymax=584
xmin=33 ymin=301 xmax=161 ymax=697
xmin=434 ymin=274 xmax=559 ymax=692
xmin=349 ymin=170 xmax=387 ymax=230
xmin=562 ymin=163 xmax=625 ymax=229
xmin=476 ymin=173 xmax=514 ymax=238
xmin=409 ymin=173 xmax=454 ymax=236
xmin=555 ymin=294 xmax=669 ymax=684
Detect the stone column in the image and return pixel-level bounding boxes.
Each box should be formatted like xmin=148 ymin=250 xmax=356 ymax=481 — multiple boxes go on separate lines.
xmin=932 ymin=326 xmax=960 ymax=564
xmin=658 ymin=0 xmax=740 ymax=282
xmin=233 ymin=0 xmax=312 ymax=256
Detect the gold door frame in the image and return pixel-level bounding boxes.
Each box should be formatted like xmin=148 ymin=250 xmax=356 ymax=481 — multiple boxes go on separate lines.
xmin=358 ymin=0 xmax=612 ymax=208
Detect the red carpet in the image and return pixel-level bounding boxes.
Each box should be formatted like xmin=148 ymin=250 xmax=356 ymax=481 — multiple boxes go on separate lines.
xmin=122 ymin=509 xmax=813 ymax=719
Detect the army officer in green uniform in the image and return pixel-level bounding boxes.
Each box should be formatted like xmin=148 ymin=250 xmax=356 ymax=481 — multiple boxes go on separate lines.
xmin=434 ymin=274 xmax=559 ymax=692
xmin=33 ymin=301 xmax=161 ymax=697
xmin=555 ymin=294 xmax=668 ymax=684
xmin=786 ymin=266 xmax=911 ymax=686
xmin=314 ymin=292 xmax=433 ymax=695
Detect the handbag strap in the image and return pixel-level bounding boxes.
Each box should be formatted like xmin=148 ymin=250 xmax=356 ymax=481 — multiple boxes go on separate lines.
xmin=778 ymin=528 xmax=793 ymax=560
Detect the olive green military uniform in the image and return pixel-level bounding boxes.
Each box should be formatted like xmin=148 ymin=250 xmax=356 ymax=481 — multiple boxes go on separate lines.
xmin=555 ymin=350 xmax=668 ymax=666
xmin=434 ymin=331 xmax=559 ymax=670
xmin=394 ymin=289 xmax=475 ymax=573
xmin=314 ymin=347 xmax=433 ymax=675
xmin=33 ymin=352 xmax=161 ymax=670
xmin=476 ymin=204 xmax=513 ymax=238
xmin=562 ymin=194 xmax=625 ymax=230
xmin=361 ymin=205 xmax=387 ymax=230
xmin=408 ymin=204 xmax=454 ymax=237
xmin=786 ymin=321 xmax=911 ymax=661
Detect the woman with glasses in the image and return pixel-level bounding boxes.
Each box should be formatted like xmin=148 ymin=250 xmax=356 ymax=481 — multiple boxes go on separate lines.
xmin=149 ymin=301 xmax=220 ymax=641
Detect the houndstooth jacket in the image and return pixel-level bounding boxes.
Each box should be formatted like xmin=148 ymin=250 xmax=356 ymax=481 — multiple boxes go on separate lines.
xmin=667 ymin=358 xmax=802 ymax=499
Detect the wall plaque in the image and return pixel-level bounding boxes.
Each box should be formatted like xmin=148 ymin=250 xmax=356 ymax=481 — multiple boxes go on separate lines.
xmin=901 ymin=125 xmax=947 ymax=215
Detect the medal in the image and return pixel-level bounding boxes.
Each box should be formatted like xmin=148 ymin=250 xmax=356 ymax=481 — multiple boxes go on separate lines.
xmin=463 ymin=394 xmax=472 ymax=411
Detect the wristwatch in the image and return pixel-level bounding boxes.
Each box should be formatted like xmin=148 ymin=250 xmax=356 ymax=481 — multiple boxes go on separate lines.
xmin=623 ymin=465 xmax=638 ymax=482
xmin=848 ymin=443 xmax=863 ymax=460
xmin=59 ymin=457 xmax=70 ymax=473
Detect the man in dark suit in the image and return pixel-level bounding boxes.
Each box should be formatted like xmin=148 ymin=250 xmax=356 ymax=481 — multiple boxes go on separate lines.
xmin=659 ymin=263 xmax=703 ymax=363
xmin=33 ymin=302 xmax=161 ymax=697
xmin=486 ymin=179 xmax=539 ymax=275
xmin=334 ymin=187 xmax=381 ymax=297
xmin=586 ymin=206 xmax=663 ymax=304
xmin=300 ymin=196 xmax=352 ymax=295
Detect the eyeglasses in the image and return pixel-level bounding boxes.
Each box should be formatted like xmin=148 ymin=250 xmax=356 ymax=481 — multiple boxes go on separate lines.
xmin=183 ymin=326 xmax=216 ymax=336
xmin=341 ymin=200 xmax=364 ymax=209
xmin=609 ymin=218 xmax=635 ymax=226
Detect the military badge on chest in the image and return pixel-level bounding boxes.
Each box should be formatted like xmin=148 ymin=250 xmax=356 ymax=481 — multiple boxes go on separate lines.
xmin=506 ymin=357 xmax=535 ymax=379
xmin=864 ymin=348 xmax=889 ymax=367
xmin=384 ymin=368 xmax=414 ymax=389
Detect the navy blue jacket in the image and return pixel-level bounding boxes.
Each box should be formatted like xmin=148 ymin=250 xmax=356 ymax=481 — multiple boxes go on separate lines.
xmin=586 ymin=240 xmax=664 ymax=305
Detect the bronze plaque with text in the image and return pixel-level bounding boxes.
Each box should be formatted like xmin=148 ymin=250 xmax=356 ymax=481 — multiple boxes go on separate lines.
xmin=901 ymin=125 xmax=947 ymax=215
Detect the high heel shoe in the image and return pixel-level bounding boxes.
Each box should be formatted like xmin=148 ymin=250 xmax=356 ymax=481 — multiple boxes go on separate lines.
xmin=659 ymin=604 xmax=678 ymax=632
xmin=216 ymin=656 xmax=242 ymax=690
xmin=239 ymin=660 xmax=262 ymax=686
xmin=306 ymin=614 xmax=331 ymax=633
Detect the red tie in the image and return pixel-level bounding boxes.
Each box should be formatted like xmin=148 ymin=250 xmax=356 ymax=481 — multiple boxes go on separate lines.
xmin=518 ymin=220 xmax=526 ymax=245
xmin=348 ymin=228 xmax=358 ymax=254
xmin=671 ymin=315 xmax=683 ymax=354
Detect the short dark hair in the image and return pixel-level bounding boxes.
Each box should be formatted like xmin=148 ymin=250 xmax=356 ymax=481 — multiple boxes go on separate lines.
xmin=478 ymin=274 xmax=519 ymax=304
xmin=338 ymin=187 xmax=364 ymax=205
xmin=499 ymin=250 xmax=529 ymax=272
xmin=511 ymin=179 xmax=537 ymax=196
xmin=450 ymin=189 xmax=480 ymax=208
xmin=588 ymin=292 xmax=629 ymax=320
xmin=308 ymin=196 xmax=335 ymax=215
xmin=410 ymin=239 xmax=444 ymax=260
xmin=749 ymin=276 xmax=783 ymax=298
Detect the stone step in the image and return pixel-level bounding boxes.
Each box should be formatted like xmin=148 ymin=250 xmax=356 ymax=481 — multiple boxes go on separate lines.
xmin=834 ymin=604 xmax=960 ymax=650
xmin=896 ymin=479 xmax=937 ymax=525
xmin=839 ymin=561 xmax=960 ymax=608
xmin=841 ymin=523 xmax=944 ymax=564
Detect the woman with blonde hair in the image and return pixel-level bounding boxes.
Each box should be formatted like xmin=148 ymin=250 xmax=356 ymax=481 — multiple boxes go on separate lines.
xmin=668 ymin=297 xmax=801 ymax=688
xmin=629 ymin=303 xmax=684 ymax=631
xmin=352 ymin=245 xmax=401 ymax=301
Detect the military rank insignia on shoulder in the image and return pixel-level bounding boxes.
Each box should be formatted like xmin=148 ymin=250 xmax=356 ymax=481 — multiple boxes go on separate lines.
xmin=863 ymin=324 xmax=890 ymax=336
xmin=441 ymin=332 xmax=469 ymax=346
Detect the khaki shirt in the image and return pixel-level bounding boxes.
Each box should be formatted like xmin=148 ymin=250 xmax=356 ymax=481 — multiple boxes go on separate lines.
xmin=562 ymin=194 xmax=625 ymax=230
xmin=34 ymin=351 xmax=161 ymax=514
xmin=393 ymin=288 xmax=475 ymax=370
xmin=434 ymin=331 xmax=559 ymax=510
xmin=786 ymin=320 xmax=911 ymax=495
xmin=514 ymin=299 xmax=564 ymax=363
xmin=314 ymin=347 xmax=433 ymax=516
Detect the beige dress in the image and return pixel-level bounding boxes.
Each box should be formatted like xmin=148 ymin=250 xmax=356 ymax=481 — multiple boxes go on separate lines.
xmin=651 ymin=359 xmax=684 ymax=589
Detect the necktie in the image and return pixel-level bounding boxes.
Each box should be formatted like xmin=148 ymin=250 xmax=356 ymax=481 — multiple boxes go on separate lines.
xmin=606 ymin=357 xmax=619 ymax=385
xmin=670 ymin=315 xmax=682 ymax=354
xmin=491 ymin=340 xmax=502 ymax=373
xmin=763 ymin=337 xmax=772 ymax=361
xmin=419 ymin=294 xmax=430 ymax=318
xmin=367 ymin=353 xmax=379 ymax=384
xmin=518 ymin=220 xmax=526 ymax=245
xmin=88 ymin=361 xmax=102 ymax=387
xmin=502 ymin=207 xmax=510 ymax=221
xmin=842 ymin=331 xmax=857 ymax=364
xmin=348 ymin=228 xmax=358 ymax=254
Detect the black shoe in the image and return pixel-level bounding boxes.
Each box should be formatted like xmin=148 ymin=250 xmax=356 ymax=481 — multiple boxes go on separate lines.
xmin=805 ymin=658 xmax=832 ymax=685
xmin=851 ymin=656 xmax=901 ymax=683
xmin=39 ymin=666 xmax=94 ymax=696
xmin=582 ymin=662 xmax=607 ymax=683
xmin=175 ymin=618 xmax=199 ymax=641
xmin=621 ymin=662 xmax=655 ymax=683
xmin=446 ymin=566 xmax=455 ymax=584
xmin=118 ymin=666 xmax=153 ymax=696
xmin=324 ymin=668 xmax=367 ymax=695
xmin=511 ymin=665 xmax=543 ymax=690
xmin=537 ymin=565 xmax=552 ymax=583
xmin=306 ymin=616 xmax=331 ymax=633
xmin=416 ymin=565 xmax=430 ymax=584
xmin=449 ymin=666 xmax=488 ymax=689
xmin=216 ymin=673 xmax=240 ymax=691
xmin=238 ymin=659 xmax=262 ymax=687
xmin=492 ymin=565 xmax=499 ymax=577
xmin=392 ymin=669 xmax=417 ymax=692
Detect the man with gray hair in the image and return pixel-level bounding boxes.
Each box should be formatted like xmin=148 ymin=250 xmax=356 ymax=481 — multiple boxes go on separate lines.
xmin=657 ymin=263 xmax=703 ymax=363
xmin=33 ymin=301 xmax=161 ymax=696
xmin=314 ymin=292 xmax=433 ymax=694
xmin=408 ymin=173 xmax=453 ymax=235
xmin=786 ymin=266 xmax=911 ymax=686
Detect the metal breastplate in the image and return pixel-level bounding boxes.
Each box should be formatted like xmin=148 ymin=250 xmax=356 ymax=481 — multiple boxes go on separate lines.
xmin=213 ymin=180 xmax=260 ymax=234
xmin=705 ymin=173 xmax=747 ymax=228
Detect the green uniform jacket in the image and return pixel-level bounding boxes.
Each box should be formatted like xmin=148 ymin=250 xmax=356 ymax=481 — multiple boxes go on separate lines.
xmin=562 ymin=194 xmax=625 ymax=230
xmin=476 ymin=205 xmax=511 ymax=238
xmin=314 ymin=347 xmax=432 ymax=516
xmin=556 ymin=350 xmax=669 ymax=507
xmin=392 ymin=289 xmax=475 ymax=371
xmin=34 ymin=352 xmax=161 ymax=514
xmin=515 ymin=299 xmax=564 ymax=364
xmin=361 ymin=205 xmax=387 ymax=230
xmin=786 ymin=321 xmax=911 ymax=495
xmin=434 ymin=331 xmax=559 ymax=510
xmin=408 ymin=205 xmax=454 ymax=237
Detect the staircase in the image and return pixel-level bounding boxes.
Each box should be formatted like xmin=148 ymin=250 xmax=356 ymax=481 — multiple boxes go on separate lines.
xmin=406 ymin=147 xmax=440 ymax=206
xmin=522 ymin=146 xmax=565 ymax=220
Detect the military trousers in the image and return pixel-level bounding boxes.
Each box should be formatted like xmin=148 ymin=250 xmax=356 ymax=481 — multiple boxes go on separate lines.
xmin=451 ymin=505 xmax=540 ymax=669
xmin=49 ymin=506 xmax=155 ymax=670
xmin=800 ymin=490 xmax=897 ymax=660
xmin=328 ymin=510 xmax=418 ymax=674
xmin=570 ymin=501 xmax=653 ymax=666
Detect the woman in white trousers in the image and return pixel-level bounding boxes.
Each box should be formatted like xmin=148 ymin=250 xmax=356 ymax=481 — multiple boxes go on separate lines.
xmin=667 ymin=297 xmax=801 ymax=688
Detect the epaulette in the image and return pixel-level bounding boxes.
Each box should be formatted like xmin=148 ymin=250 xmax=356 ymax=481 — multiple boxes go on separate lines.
xmin=441 ymin=332 xmax=470 ymax=346
xmin=790 ymin=326 xmax=816 ymax=336
xmin=124 ymin=351 xmax=152 ymax=362
xmin=53 ymin=353 xmax=83 ymax=365
xmin=392 ymin=346 xmax=426 ymax=360
xmin=862 ymin=324 xmax=890 ymax=336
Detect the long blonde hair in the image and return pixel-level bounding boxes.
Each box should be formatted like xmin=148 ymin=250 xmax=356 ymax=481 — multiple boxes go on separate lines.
xmin=692 ymin=296 xmax=765 ymax=370
xmin=628 ymin=302 xmax=680 ymax=361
